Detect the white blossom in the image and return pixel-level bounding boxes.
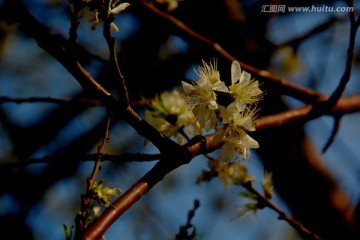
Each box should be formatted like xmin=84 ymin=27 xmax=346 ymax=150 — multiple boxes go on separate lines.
xmin=144 ymin=90 xmax=199 ymax=144
xmin=229 ymin=61 xmax=262 ymax=111
xmin=215 ymin=109 xmax=259 ymax=162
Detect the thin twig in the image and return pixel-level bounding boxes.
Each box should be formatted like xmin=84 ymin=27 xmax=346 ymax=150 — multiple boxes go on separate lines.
xmin=87 ymin=111 xmax=112 ymax=192
xmin=243 ymin=182 xmax=322 ymax=240
xmin=103 ymin=2 xmax=130 ymax=109
xmin=175 ymin=199 xmax=200 ymax=240
xmin=326 ymin=0 xmax=358 ymax=107
xmin=322 ymin=114 xmax=342 ymax=153
xmin=75 ymin=111 xmax=112 ymax=237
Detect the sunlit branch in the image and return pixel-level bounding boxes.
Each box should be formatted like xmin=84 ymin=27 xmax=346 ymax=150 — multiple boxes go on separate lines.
xmin=80 ymin=134 xmax=221 ymax=240
xmin=254 ymin=95 xmax=360 ymax=131
xmin=138 ymin=0 xmax=326 ymax=104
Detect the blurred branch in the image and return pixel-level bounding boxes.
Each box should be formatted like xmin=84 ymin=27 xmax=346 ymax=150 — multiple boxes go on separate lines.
xmin=278 ymin=16 xmax=345 ymax=49
xmin=0 ymin=153 xmax=161 ymax=171
xmin=0 ymin=96 xmax=148 ymax=108
xmin=0 ymin=96 xmax=104 ymax=106
xmin=322 ymin=114 xmax=342 ymax=153
xmin=314 ymin=3 xmax=358 ymax=152
xmin=175 ymin=199 xmax=200 ymax=240
xmin=68 ymin=0 xmax=80 ymax=52
xmin=326 ymin=0 xmax=358 ymax=107
xmin=138 ymin=0 xmax=327 ymax=104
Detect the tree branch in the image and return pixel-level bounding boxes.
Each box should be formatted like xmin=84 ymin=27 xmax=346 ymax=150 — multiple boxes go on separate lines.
xmin=244 ymin=182 xmax=321 ymax=240
xmin=254 ymin=95 xmax=360 ymax=131
xmin=80 ymin=134 xmax=220 ymax=239
xmin=326 ymin=0 xmax=358 ymax=107
xmin=0 ymin=153 xmax=161 ymax=171
xmin=138 ymin=0 xmax=326 ymax=104
xmin=0 ymin=96 xmax=104 ymax=106
xmin=1 ymin=0 xmax=180 ymax=154
xmin=103 ymin=4 xmax=130 ymax=109
xmin=75 ymin=111 xmax=112 ymax=236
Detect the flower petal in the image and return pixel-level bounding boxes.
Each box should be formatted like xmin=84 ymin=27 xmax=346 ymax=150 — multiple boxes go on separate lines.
xmin=111 ymin=22 xmax=119 ymax=32
xmin=111 ymin=2 xmax=130 ymax=14
xmin=231 ymin=61 xmax=241 ymax=84
xmin=240 ymin=70 xmax=251 ymax=83
xmin=219 ymin=142 xmax=236 ymax=162
xmin=235 ymin=116 xmax=255 ymax=131
xmin=181 ymin=81 xmax=196 ymax=94
xmin=242 ymin=133 xmax=259 ymax=149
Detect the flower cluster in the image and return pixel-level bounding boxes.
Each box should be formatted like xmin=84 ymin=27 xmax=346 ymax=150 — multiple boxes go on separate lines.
xmin=92 ymin=179 xmax=121 ymax=207
xmin=144 ymin=59 xmax=262 ymax=188
xmin=144 ymin=90 xmax=201 ymax=145
xmin=68 ymin=0 xmax=130 ymax=31
xmin=182 ymin=59 xmax=262 ymax=162
xmin=197 ymin=159 xmax=255 ymax=188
